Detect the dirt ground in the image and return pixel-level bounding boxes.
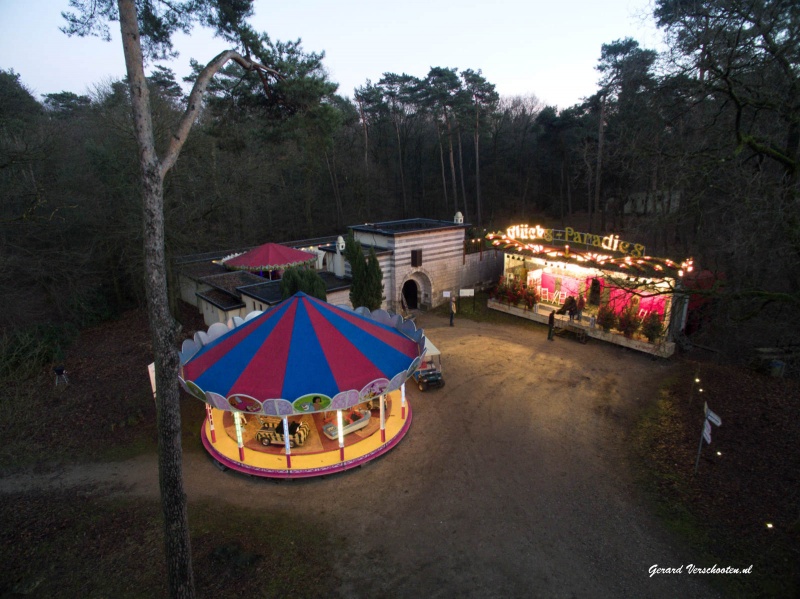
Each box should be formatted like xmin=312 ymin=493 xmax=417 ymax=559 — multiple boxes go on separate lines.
xmin=1 ymin=310 xmax=730 ymax=598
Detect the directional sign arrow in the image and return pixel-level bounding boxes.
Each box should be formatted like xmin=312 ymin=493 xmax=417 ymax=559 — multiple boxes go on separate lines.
xmin=703 ymin=420 xmax=712 ymax=444
xmin=704 ymin=401 xmax=722 ymax=426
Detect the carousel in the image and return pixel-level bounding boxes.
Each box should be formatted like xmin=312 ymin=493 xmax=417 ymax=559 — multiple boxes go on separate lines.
xmin=178 ymin=292 xmax=426 ymax=478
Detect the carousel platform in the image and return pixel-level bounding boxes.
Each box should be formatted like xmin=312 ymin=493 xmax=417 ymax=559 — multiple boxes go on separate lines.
xmin=200 ymin=390 xmax=412 ymax=479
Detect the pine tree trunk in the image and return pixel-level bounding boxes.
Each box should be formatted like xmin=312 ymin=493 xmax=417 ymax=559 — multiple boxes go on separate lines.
xmin=145 ymin=170 xmax=193 ymax=598
xmin=393 ymin=121 xmax=408 ymax=218
xmin=474 ymin=106 xmax=482 ymax=225
xmin=445 ymin=113 xmax=459 ymax=214
xmin=456 ymin=125 xmax=468 ymax=222
xmin=117 ymin=2 xmax=194 ymax=597
xmin=437 ymin=125 xmax=449 ymax=208
xmin=593 ymin=98 xmax=605 ymax=233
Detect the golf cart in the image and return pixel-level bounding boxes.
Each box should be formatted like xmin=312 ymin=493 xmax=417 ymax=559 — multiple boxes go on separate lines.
xmin=413 ymin=337 xmax=444 ymax=391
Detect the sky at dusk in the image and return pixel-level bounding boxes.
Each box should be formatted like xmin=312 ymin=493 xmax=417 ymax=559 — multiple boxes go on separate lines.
xmin=1 ymin=0 xmax=665 ymax=110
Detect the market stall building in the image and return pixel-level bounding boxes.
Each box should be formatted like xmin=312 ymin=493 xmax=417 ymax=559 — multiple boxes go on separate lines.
xmin=487 ymin=224 xmax=694 ymax=357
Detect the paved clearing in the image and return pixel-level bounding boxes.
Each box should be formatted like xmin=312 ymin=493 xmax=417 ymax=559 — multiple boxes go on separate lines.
xmin=1 ymin=313 xmax=720 ymax=598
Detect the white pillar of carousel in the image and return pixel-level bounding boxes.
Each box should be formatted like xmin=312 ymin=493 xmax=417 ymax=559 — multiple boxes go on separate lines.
xmin=337 ymin=409 xmax=345 ymax=461
xmin=234 ymin=412 xmax=245 ymax=461
xmin=401 ymin=383 xmax=407 ymax=419
xmin=380 ymin=393 xmax=386 ymax=443
xmin=282 ymin=415 xmax=292 ymax=469
xmin=205 ymin=404 xmax=217 ymax=443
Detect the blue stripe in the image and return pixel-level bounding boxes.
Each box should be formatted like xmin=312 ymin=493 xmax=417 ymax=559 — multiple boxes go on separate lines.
xmin=194 ymin=301 xmax=293 ymax=395
xmin=281 ymin=299 xmax=339 ymax=398
xmin=317 ymin=307 xmax=417 ymax=378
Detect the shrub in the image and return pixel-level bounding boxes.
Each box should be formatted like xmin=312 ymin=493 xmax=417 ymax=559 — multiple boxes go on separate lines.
xmin=596 ymin=304 xmax=617 ymax=332
xmin=641 ymin=311 xmax=664 ymax=342
xmin=522 ymin=286 xmax=539 ymax=310
xmin=0 ymin=323 xmax=77 ymax=380
xmin=491 ymin=277 xmax=508 ymax=302
xmin=617 ymin=305 xmax=643 ymax=338
xmin=493 ymin=276 xmax=526 ymax=305
xmin=504 ymin=279 xmax=524 ymax=305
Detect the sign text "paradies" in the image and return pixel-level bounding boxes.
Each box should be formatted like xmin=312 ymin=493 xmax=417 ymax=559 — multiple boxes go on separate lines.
xmin=505 ymin=224 xmax=646 ymax=258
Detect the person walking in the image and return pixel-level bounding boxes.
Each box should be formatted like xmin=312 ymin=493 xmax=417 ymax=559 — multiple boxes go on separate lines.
xmin=449 ymin=295 xmax=457 ymax=326
xmin=548 ymin=309 xmax=555 ymax=340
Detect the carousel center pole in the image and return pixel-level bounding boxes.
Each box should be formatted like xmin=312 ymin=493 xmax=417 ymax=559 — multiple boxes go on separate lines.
xmin=401 ymin=384 xmax=406 ymax=419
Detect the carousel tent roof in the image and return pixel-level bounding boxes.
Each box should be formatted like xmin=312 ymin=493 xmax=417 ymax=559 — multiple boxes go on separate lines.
xmin=223 ymin=243 xmax=316 ymax=272
xmin=180 ymin=293 xmax=425 ymax=415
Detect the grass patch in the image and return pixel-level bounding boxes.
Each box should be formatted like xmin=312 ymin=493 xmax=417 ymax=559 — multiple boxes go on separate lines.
xmin=0 ymin=307 xmax=212 ymax=471
xmin=432 ymin=290 xmax=544 ymax=331
xmin=0 ymin=490 xmax=342 ymax=598
xmin=629 ymin=363 xmax=800 ymax=598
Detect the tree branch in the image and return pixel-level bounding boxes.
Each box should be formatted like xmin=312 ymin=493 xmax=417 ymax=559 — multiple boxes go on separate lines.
xmin=160 ymin=51 xmax=280 ymax=177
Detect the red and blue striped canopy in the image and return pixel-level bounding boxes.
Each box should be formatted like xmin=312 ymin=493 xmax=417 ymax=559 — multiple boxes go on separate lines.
xmin=181 ymin=293 xmax=423 ymax=414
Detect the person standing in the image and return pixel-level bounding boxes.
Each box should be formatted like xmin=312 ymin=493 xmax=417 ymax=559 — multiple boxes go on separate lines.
xmin=548 ymin=309 xmax=555 ymax=340
xmin=449 ymin=295 xmax=457 ymax=326
xmin=576 ymin=294 xmax=586 ymax=323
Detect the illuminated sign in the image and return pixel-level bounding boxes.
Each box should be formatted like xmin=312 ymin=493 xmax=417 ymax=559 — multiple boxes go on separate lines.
xmin=504 ymin=224 xmax=645 ymax=257
xmin=487 ymin=224 xmax=693 ymax=276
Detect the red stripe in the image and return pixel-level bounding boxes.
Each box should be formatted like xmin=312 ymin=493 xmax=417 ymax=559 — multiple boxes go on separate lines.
xmin=313 ymin=300 xmax=418 ymax=357
xmin=305 ymin=304 xmax=386 ymax=391
xmin=226 ymin=302 xmax=297 ymax=398
xmin=184 ymin=307 xmax=282 ymax=378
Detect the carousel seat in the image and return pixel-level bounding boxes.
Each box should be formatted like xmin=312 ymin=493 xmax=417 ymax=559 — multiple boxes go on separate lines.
xmin=256 ymin=418 xmax=310 ymax=447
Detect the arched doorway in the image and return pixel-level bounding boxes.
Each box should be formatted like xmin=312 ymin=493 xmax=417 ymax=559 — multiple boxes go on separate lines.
xmin=402 ymin=280 xmax=419 ymax=310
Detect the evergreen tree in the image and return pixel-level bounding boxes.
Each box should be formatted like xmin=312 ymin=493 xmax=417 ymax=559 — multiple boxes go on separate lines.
xmin=280 ymin=266 xmax=327 ymax=301
xmin=364 ymin=247 xmax=385 ymax=310
xmin=343 ymin=233 xmax=383 ymax=309
xmin=343 ymin=233 xmax=368 ymax=308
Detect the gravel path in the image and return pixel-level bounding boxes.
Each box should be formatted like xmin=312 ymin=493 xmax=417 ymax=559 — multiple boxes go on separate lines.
xmin=0 ymin=313 xmax=720 ymax=598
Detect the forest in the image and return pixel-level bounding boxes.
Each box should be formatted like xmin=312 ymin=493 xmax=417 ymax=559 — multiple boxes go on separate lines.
xmin=1 ymin=0 xmax=798 ymax=364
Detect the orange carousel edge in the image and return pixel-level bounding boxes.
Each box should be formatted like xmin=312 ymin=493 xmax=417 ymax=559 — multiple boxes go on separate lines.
xmin=200 ymin=390 xmax=413 ymax=479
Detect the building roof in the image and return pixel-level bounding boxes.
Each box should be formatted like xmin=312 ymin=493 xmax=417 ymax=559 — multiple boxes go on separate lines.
xmin=202 ymin=271 xmax=265 ymax=294
xmin=240 ymin=272 xmax=353 ymax=306
xmin=176 ymin=237 xmax=338 ymax=265
xmin=318 ymin=271 xmax=352 ymax=292
xmin=180 ymin=261 xmax=229 ymax=281
xmin=317 ymin=241 xmax=393 ymax=256
xmin=349 ymin=218 xmax=468 ymax=236
xmin=223 ymin=242 xmax=316 ymax=272
xmin=238 ymin=281 xmax=284 ymax=305
xmin=196 ymin=288 xmax=245 ymax=311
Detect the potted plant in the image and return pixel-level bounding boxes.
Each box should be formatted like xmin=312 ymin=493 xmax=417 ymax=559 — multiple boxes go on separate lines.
xmin=641 ymin=312 xmax=664 ymax=342
xmin=522 ymin=286 xmax=539 ymax=310
xmin=505 ymin=278 xmax=523 ymax=306
xmin=617 ymin=305 xmax=643 ymax=338
xmin=492 ymin=277 xmax=508 ymax=303
xmin=596 ymin=304 xmax=617 ymax=332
